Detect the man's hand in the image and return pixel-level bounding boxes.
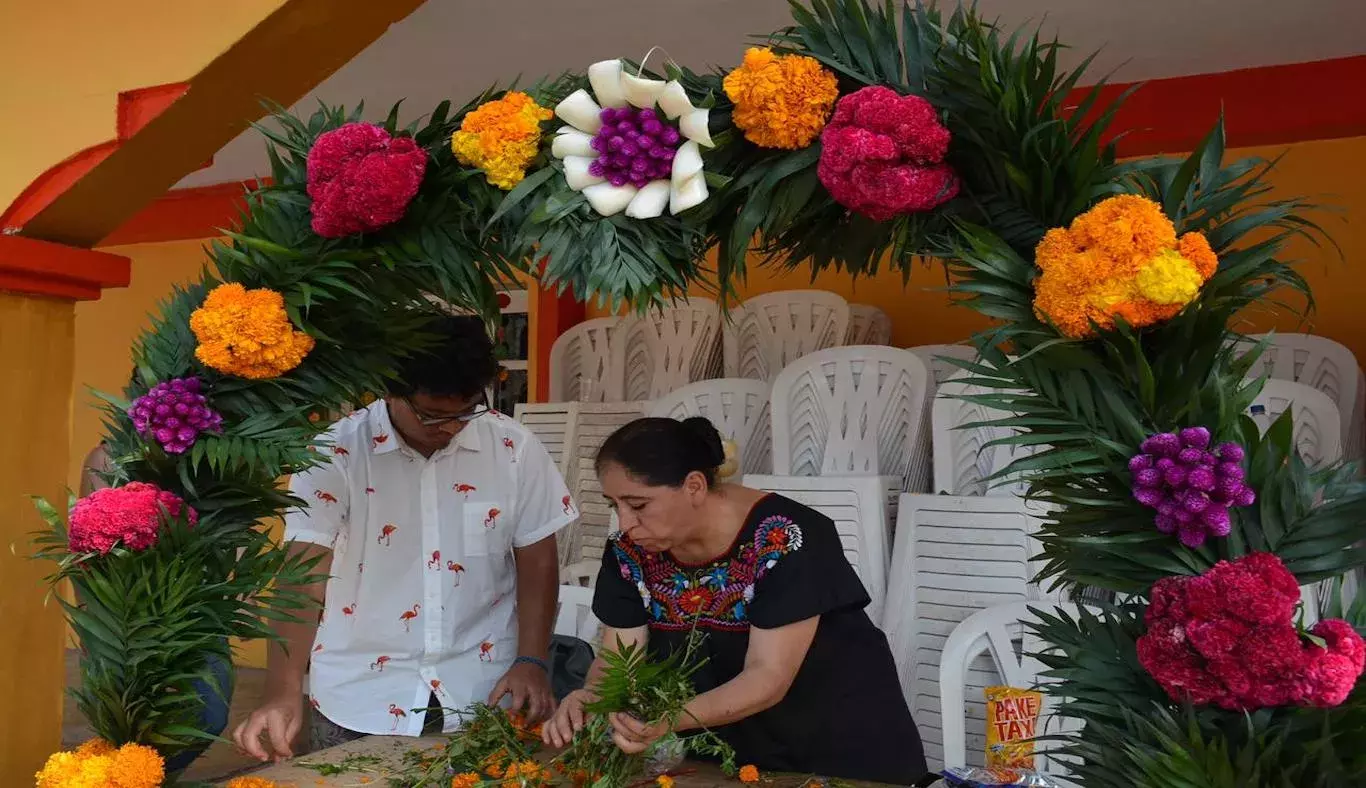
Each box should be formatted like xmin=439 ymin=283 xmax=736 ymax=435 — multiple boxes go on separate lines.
xmin=233 ymin=694 xmax=303 ymax=762
xmin=608 ymin=712 xmax=670 ymax=754
xmin=488 ymin=660 xmax=555 ymax=722
xmin=542 ymin=688 xmax=596 ymax=748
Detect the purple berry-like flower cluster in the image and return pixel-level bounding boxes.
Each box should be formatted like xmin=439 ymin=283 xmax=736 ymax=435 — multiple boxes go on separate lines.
xmin=588 ymin=107 xmax=681 ymax=188
xmin=128 ymin=376 xmax=224 ymax=455
xmin=1130 ymin=426 xmax=1256 ymax=549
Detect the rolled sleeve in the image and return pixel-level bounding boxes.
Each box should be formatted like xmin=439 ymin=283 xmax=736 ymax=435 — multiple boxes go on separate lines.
xmin=511 ymin=433 xmax=577 ymax=549
xmin=284 ymin=459 xmax=349 ymax=547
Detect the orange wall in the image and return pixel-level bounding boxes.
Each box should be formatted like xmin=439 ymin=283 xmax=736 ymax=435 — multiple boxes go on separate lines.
xmin=589 ymin=136 xmax=1366 ymax=365
xmin=0 ymin=0 xmax=286 ymax=212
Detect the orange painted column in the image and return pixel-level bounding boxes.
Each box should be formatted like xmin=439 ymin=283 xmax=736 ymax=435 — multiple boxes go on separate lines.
xmin=0 ymin=237 xmax=129 ymax=782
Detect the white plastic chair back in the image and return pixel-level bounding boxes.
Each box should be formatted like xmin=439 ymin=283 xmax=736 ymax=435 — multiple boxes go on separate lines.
xmin=722 ymin=290 xmax=851 ymax=381
xmin=620 ymin=300 xmax=723 ymax=400
xmin=932 ymin=373 xmax=1031 ymax=496
xmin=846 ymin=304 xmax=893 ymax=345
xmin=743 ymin=474 xmax=896 ymax=622
xmin=882 ymin=493 xmax=1058 ymax=770
xmin=1247 ymin=378 xmax=1343 ymax=467
xmin=940 ymin=601 xmax=1081 ymax=776
xmin=1239 ymin=333 xmax=1364 ymax=463
xmin=560 ymin=402 xmax=650 ymax=568
xmin=553 ymin=584 xmax=602 ymax=642
xmin=770 ymin=346 xmax=932 ymax=491
xmin=549 ymin=317 xmax=626 ymax=402
xmin=648 ymin=378 xmax=773 ymax=475
xmin=909 ymin=344 xmax=980 ymax=386
xmin=513 ymin=402 xmax=581 ymax=479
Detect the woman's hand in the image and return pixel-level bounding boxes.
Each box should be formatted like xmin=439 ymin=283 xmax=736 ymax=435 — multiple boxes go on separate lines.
xmin=608 ymin=712 xmax=670 ymax=754
xmin=543 ymin=688 xmax=596 ymax=748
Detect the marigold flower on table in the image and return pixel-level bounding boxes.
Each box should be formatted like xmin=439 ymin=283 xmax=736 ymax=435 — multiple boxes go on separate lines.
xmin=656 ymin=775 xmax=676 ymax=788
xmin=190 ymin=282 xmax=316 ymax=379
xmin=453 ymin=91 xmax=553 ymax=190
xmin=451 ymin=772 xmax=482 ymax=788
xmin=226 ymin=777 xmax=285 ymax=788
xmin=723 ymin=47 xmax=839 ymax=149
xmin=36 ymin=742 xmax=164 ymax=788
xmin=1033 ymin=194 xmax=1219 ymax=338
xmin=738 ymin=764 xmax=761 ymax=783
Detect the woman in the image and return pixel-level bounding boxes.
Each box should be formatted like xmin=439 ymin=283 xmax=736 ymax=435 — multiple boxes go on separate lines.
xmin=543 ymin=417 xmax=928 ymax=784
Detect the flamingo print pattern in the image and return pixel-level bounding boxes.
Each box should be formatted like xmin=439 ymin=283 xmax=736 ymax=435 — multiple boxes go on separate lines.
xmin=427 ymin=550 xmax=441 ymax=569
xmin=484 ymin=508 xmax=500 ymax=529
xmin=314 ymin=490 xmax=338 ymax=504
xmin=342 ymin=603 xmax=356 ymax=618
xmin=378 ymin=523 xmax=397 ymax=545
xmin=562 ymin=495 xmax=574 ymax=515
xmin=373 ymin=432 xmax=390 ymax=448
xmin=388 ymin=704 xmax=407 ymax=730
xmin=479 ymin=641 xmax=495 ymax=662
xmin=399 ymin=604 xmax=420 ymax=632
xmin=370 ymin=655 xmax=390 ymax=672
xmin=454 ymin=483 xmax=477 ymax=497
xmin=446 ymin=561 xmax=465 ymax=586
xmin=332 ymin=446 xmax=350 ymax=457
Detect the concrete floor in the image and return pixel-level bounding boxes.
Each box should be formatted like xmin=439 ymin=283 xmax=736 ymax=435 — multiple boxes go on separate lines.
xmin=61 ymin=650 xmax=269 ymax=783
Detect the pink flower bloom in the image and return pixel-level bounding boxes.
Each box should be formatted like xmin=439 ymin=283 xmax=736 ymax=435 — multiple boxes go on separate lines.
xmin=68 ymin=482 xmax=197 ymax=555
xmin=306 ymin=123 xmax=427 ymax=238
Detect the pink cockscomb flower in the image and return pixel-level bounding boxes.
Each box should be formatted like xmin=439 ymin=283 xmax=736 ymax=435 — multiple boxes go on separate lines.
xmin=306 ymin=122 xmax=427 ymax=238
xmin=816 ymin=86 xmax=958 ymax=221
xmin=68 ymin=482 xmax=197 ymax=555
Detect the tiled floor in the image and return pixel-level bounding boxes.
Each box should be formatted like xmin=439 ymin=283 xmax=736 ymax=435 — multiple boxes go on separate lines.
xmin=62 ymin=650 xmax=272 ymax=783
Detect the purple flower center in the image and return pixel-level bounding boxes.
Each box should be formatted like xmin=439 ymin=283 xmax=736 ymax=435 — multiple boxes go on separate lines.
xmin=588 ymin=106 xmax=681 ymax=188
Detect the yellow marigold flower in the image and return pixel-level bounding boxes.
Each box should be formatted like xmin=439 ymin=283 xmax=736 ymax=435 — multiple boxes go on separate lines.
xmin=77 ymin=754 xmax=115 ymax=786
xmin=226 ymin=777 xmax=284 ymax=788
xmin=724 ymin=47 xmax=838 ymax=150
xmin=190 ymin=282 xmax=316 ymax=379
xmin=1032 ymin=195 xmax=1218 ymax=338
xmin=451 ymin=772 xmax=482 ymax=788
xmin=74 ymin=739 xmax=115 ymax=758
xmin=657 ymin=775 xmax=676 ymax=788
xmin=738 ymin=764 xmax=761 ymax=783
xmin=452 ymin=91 xmax=552 ymax=190
xmin=36 ymin=751 xmax=85 ymax=788
xmin=108 ymin=743 xmax=165 ymax=788
xmin=1136 ymin=249 xmax=1204 ymax=305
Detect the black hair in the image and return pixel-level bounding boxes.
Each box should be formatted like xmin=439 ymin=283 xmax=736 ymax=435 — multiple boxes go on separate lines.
xmin=390 ymin=315 xmax=500 ymax=400
xmin=596 ymin=416 xmax=726 ymax=488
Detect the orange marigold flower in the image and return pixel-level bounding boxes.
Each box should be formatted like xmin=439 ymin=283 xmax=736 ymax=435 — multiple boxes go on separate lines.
xmin=190 ymin=283 xmax=316 ymax=379
xmin=723 ymin=47 xmax=839 ymax=150
xmin=1032 ymin=195 xmax=1218 ymax=338
xmin=739 ymin=764 xmax=761 ymax=783
xmin=35 ymin=751 xmax=85 ymax=788
xmin=452 ymin=91 xmax=552 ymax=190
xmin=109 ymin=743 xmax=165 ymax=788
xmin=657 ymin=776 xmax=676 ymax=788
xmin=451 ymin=772 xmax=482 ymax=788
xmin=226 ymin=777 xmax=285 ymax=788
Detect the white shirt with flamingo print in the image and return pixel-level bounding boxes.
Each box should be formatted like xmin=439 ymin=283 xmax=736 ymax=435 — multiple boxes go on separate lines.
xmin=284 ymin=401 xmax=578 ymax=736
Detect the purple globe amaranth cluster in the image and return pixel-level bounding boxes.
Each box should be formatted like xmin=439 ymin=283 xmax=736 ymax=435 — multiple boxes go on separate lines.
xmin=128 ymin=376 xmax=224 ymax=455
xmin=588 ymin=106 xmax=681 ymax=187
xmin=1130 ymin=426 xmax=1256 ymax=548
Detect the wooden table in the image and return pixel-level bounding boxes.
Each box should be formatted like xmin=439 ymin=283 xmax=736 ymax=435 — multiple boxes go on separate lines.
xmin=221 ymin=735 xmax=851 ymax=787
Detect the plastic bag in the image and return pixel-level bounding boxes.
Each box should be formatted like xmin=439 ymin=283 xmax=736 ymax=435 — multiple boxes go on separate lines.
xmin=940 ymin=766 xmax=1062 ymax=787
xmin=644 ymin=732 xmax=687 ymax=775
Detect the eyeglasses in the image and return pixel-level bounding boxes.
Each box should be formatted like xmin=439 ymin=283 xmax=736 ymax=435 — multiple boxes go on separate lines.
xmin=404 ymin=395 xmax=489 ymax=427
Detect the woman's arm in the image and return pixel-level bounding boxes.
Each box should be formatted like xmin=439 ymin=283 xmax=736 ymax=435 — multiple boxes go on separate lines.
xmin=608 ymin=616 xmax=819 ymax=751
xmin=79 ymin=445 xmax=113 ymax=497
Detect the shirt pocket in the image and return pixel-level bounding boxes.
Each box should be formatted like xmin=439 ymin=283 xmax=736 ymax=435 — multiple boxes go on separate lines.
xmin=462 ymin=500 xmax=505 ymax=558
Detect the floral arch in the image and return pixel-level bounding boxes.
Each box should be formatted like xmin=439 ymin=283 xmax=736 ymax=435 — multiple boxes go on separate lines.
xmin=36 ymin=1 xmax=1366 ymax=786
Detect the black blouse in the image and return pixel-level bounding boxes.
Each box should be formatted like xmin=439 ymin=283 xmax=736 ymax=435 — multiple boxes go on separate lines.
xmin=592 ymin=494 xmax=928 ymax=785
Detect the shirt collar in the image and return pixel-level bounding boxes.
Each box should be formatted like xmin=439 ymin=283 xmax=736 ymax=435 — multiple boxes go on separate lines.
xmin=368 ymin=401 xmax=482 ymax=456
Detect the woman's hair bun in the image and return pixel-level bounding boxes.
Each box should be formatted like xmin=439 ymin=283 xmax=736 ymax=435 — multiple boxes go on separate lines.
xmin=682 ymin=416 xmax=726 ymax=466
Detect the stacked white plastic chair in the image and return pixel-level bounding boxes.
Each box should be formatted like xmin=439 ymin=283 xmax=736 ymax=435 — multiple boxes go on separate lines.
xmin=512 ymin=402 xmax=580 ymax=481
xmin=619 ymin=299 xmax=723 ymax=401
xmin=548 ymin=317 xmax=627 ymax=402
xmin=769 ymin=345 xmax=933 ymax=492
xmin=559 ymin=402 xmax=651 ymax=569
xmin=940 ymin=601 xmax=1081 ymax=777
xmin=846 ymin=303 xmax=893 ymax=345
xmin=1239 ymin=333 xmax=1364 ymax=464
xmin=722 ymin=290 xmax=851 ymax=381
xmin=1246 ymin=378 xmax=1344 ymax=467
xmin=553 ymin=584 xmax=602 ymax=643
xmin=648 ymin=378 xmax=774 ymax=475
xmin=909 ymin=344 xmax=980 ymax=388
xmin=882 ymin=493 xmax=1058 ymax=770
xmin=932 ymin=372 xmax=1031 ymax=496
xmin=743 ymin=474 xmax=894 ymax=622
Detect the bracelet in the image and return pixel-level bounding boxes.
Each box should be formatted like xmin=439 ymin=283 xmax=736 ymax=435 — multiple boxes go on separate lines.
xmin=514 ymin=655 xmax=550 ymax=673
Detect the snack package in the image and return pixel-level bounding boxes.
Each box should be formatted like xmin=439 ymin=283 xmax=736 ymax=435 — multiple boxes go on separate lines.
xmin=940 ymin=766 xmax=1061 ymax=787
xmin=984 ymin=686 xmax=1043 ymax=769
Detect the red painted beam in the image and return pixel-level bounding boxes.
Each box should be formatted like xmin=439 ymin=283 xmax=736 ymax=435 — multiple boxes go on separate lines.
xmin=0 ymin=235 xmax=130 ymax=301
xmin=1068 ymin=55 xmax=1366 ymax=157
xmin=100 ymin=180 xmax=265 ymax=246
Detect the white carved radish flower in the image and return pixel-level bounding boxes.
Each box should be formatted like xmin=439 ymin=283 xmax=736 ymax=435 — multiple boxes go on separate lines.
xmin=552 ymin=58 xmax=715 ymax=218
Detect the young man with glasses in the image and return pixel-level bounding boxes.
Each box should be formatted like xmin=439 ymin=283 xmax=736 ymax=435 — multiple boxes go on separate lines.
xmin=234 ymin=316 xmax=577 ymax=761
